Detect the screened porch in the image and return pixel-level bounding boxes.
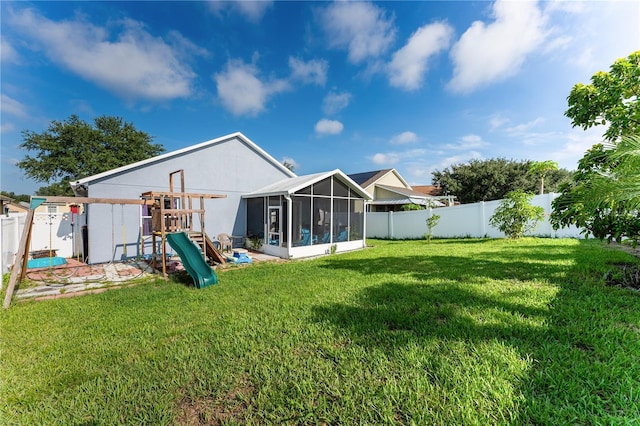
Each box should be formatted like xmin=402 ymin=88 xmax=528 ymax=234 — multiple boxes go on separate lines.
xmin=243 ymin=170 xmax=371 ymax=259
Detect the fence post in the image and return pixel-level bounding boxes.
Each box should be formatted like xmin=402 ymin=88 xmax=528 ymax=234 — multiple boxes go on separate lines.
xmin=388 ymin=211 xmax=394 ymax=239
xmin=480 ymin=201 xmax=486 ymax=236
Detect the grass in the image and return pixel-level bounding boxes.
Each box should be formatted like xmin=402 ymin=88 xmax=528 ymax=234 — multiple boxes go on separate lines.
xmin=1 ymin=238 xmax=640 ymax=425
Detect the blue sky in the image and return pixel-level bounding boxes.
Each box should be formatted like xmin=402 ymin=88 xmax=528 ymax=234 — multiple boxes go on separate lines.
xmin=1 ymin=1 xmax=639 ymax=195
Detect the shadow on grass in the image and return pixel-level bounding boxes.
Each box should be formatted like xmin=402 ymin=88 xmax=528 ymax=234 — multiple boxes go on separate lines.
xmin=313 ymin=239 xmax=640 ymax=423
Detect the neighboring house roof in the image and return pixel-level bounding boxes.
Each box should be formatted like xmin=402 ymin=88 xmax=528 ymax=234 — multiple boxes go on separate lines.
xmin=243 ymin=169 xmax=371 ymax=200
xmin=4 ymin=202 xmax=29 ymax=213
xmin=374 ymin=184 xmax=444 ymax=207
xmin=412 ymin=185 xmax=443 ymax=196
xmin=348 ymin=169 xmax=413 ymax=191
xmin=1 ymin=195 xmax=30 ymax=213
xmin=71 ymin=132 xmax=296 ymax=195
xmin=347 ymin=168 xmax=447 ymax=208
xmin=348 ymin=169 xmax=392 ymax=188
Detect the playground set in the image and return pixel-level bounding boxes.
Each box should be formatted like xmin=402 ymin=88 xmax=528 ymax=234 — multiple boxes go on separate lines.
xmin=3 ymin=171 xmax=236 ymax=309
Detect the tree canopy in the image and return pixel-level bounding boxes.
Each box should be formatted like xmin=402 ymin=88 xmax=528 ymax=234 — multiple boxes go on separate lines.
xmin=18 ymin=115 xmax=164 ymax=196
xmin=565 ymin=50 xmax=639 ymax=141
xmin=432 ymin=158 xmax=572 ymax=204
xmin=529 ymin=160 xmax=559 ymax=195
xmin=551 ymin=140 xmax=640 ymax=243
xmin=551 ymin=51 xmax=640 ymax=243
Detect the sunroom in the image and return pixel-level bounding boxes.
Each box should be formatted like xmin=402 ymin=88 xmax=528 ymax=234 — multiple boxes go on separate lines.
xmin=242 ymin=170 xmax=371 ymax=259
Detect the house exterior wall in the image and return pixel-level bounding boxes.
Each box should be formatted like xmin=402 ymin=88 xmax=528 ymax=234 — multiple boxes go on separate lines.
xmin=83 ymin=136 xmax=293 ymax=263
xmin=374 ymin=186 xmax=406 ymax=201
xmin=375 ymin=172 xmax=408 ymax=189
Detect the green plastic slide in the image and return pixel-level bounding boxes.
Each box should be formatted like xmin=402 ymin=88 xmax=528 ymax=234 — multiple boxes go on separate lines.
xmin=165 ymin=232 xmax=218 ymax=288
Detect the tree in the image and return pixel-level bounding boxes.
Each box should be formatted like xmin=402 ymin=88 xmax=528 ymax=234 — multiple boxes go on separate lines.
xmin=0 ymin=191 xmax=30 ymax=203
xmin=17 ymin=115 xmax=164 ymax=196
xmin=432 ymin=158 xmax=571 ymax=204
xmin=551 ymin=136 xmax=640 ymax=244
xmin=565 ymin=51 xmax=640 ymax=141
xmin=489 ymin=190 xmax=545 ymax=239
xmin=424 ymin=214 xmax=440 ymax=243
xmin=552 ymin=51 xmax=640 ymax=243
xmin=529 ymin=160 xmax=558 ymax=195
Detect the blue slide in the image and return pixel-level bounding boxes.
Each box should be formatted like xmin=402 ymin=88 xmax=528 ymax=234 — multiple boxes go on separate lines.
xmin=165 ymin=232 xmax=218 ymax=289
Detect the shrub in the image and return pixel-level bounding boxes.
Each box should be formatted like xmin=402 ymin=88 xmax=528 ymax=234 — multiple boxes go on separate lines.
xmin=489 ymin=190 xmax=545 ymax=239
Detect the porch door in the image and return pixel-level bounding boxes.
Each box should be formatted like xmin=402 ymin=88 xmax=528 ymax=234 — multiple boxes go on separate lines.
xmin=268 ymin=206 xmax=281 ymax=246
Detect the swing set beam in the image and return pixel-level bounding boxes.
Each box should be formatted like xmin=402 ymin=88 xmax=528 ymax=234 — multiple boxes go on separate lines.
xmin=4 ymin=195 xmax=161 ymax=309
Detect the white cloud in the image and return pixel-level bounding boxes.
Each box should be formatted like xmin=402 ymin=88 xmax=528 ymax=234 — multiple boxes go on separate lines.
xmin=504 ymin=117 xmax=545 ymax=136
xmin=1 ymin=94 xmax=27 ymax=117
xmin=1 ymin=39 xmax=19 ymax=63
xmin=215 ymin=59 xmax=290 ymax=116
xmin=444 ymin=134 xmax=488 ymax=150
xmin=322 ymin=91 xmax=351 ymax=115
xmin=372 ymin=152 xmax=399 ymax=165
xmin=448 ymin=0 xmax=547 ymax=93
xmin=315 ymin=119 xmax=344 ymax=135
xmin=489 ymin=114 xmax=509 ymax=131
xmin=8 ymin=8 xmax=197 ymax=101
xmin=544 ymin=1 xmax=640 ymax=77
xmin=289 ymin=57 xmax=328 ymax=86
xmin=437 ymin=151 xmax=484 ymax=170
xmin=388 ymin=22 xmax=453 ymax=91
xmin=320 ymin=2 xmax=396 ymax=64
xmin=1 ymin=123 xmax=16 ymax=134
xmin=545 ymin=126 xmax=603 ymax=171
xmin=390 ymin=131 xmax=418 ymax=145
xmin=208 ymin=1 xmax=273 ymax=23
xmin=370 ymin=148 xmax=427 ymax=166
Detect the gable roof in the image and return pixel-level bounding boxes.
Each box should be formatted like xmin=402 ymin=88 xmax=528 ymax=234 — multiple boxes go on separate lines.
xmin=347 ymin=168 xmax=411 ymax=190
xmin=71 ymin=132 xmax=296 ymax=193
xmin=243 ymin=169 xmax=371 ymax=200
xmin=348 ymin=169 xmax=391 ymax=188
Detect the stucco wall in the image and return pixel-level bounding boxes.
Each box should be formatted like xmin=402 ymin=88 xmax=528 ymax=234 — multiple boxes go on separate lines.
xmin=376 ymin=171 xmax=407 ymax=188
xmin=84 ymin=136 xmax=292 ymax=263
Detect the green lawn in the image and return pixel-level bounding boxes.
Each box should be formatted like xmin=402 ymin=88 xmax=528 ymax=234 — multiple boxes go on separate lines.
xmin=2 ymin=238 xmax=640 ymax=425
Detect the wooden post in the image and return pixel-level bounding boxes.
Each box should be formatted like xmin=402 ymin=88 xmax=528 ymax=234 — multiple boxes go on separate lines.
xmin=3 ymin=209 xmax=35 ymax=309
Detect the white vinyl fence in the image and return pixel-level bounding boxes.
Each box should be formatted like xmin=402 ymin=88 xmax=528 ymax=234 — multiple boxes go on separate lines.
xmin=367 ymin=193 xmax=584 ymax=240
xmin=0 ymin=212 xmax=85 ymax=276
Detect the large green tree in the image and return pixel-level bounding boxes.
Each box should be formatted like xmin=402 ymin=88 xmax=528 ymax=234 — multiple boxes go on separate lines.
xmin=552 ymin=51 xmax=640 ymax=242
xmin=565 ymin=51 xmax=640 ymax=141
xmin=18 ymin=115 xmax=164 ymax=196
xmin=432 ymin=158 xmax=571 ymax=204
xmin=551 ymin=143 xmax=640 ymax=243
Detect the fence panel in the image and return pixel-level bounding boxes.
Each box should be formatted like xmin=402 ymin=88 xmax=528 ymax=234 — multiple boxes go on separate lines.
xmin=366 ymin=193 xmax=584 ymax=240
xmin=1 ymin=214 xmax=26 ymax=275
xmin=0 ymin=212 xmax=86 ymax=278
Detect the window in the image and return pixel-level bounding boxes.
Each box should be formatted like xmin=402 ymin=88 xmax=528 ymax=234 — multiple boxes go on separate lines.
xmin=246 ymin=198 xmax=264 ymax=239
xmin=333 ymin=198 xmax=349 ymax=242
xmin=292 ymin=196 xmax=312 ymax=245
xmin=47 ymin=205 xmax=58 ymax=214
xmin=334 ymin=179 xmax=349 ymax=197
xmin=314 ymin=178 xmax=331 ymax=196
